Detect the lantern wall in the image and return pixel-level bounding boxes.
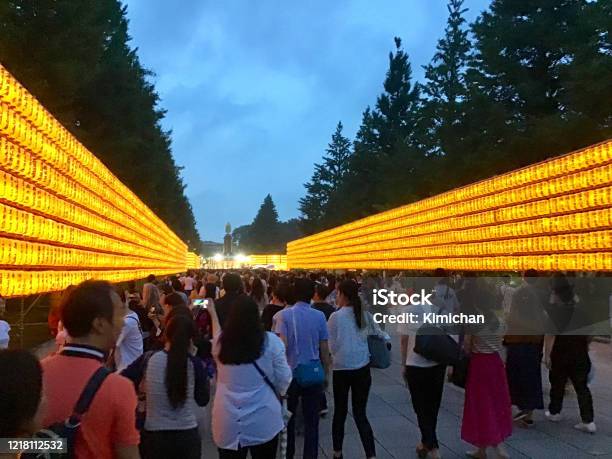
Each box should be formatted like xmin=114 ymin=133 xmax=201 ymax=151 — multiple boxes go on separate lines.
xmin=247 ymin=254 xmax=287 ymax=270
xmin=0 ymin=65 xmax=190 ymax=296
xmin=287 ymin=141 xmax=612 ymax=272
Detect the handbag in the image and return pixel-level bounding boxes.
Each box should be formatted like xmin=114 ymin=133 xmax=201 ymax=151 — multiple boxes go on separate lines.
xmin=414 ymin=324 xmax=461 ymax=365
xmin=134 ymin=350 xmax=157 ymax=430
xmin=450 ymin=354 xmax=470 ymax=388
xmin=368 ymin=335 xmax=391 ymax=369
xmin=291 ymin=308 xmax=325 ymax=387
xmin=366 ymin=312 xmax=391 ymax=369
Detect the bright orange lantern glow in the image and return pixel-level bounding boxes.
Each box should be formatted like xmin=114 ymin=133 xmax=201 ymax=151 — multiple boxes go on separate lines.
xmin=0 ymin=65 xmax=198 ymax=296
xmin=287 ymin=140 xmax=612 ymax=271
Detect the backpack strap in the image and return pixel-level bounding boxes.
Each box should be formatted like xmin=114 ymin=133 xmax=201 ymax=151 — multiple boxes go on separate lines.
xmin=66 ymin=367 xmax=111 ymax=427
xmin=126 ymin=314 xmax=142 ymax=334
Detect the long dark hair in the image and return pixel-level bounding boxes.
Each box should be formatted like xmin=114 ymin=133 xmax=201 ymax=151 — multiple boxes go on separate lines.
xmin=251 ymin=277 xmax=265 ymax=302
xmin=204 ymin=283 xmax=217 ymax=299
xmin=338 ymin=280 xmax=364 ymax=328
xmin=218 ymin=296 xmax=265 ymax=364
xmin=164 ymin=314 xmax=196 ymax=409
xmin=552 ymin=273 xmax=575 ymax=304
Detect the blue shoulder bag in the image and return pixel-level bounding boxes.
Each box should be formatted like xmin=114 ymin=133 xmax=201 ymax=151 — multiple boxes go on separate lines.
xmin=291 ymin=308 xmax=325 ymax=387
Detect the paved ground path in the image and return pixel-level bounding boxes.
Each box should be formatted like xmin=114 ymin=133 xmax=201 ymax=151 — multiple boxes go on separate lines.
xmin=198 ymin=336 xmax=612 ymax=459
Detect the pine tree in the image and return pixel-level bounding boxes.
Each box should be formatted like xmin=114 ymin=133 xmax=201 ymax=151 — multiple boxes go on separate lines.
xmin=370 ymin=37 xmax=424 ymax=210
xmin=299 ymin=121 xmax=352 ymax=234
xmin=417 ymin=0 xmax=474 ymax=193
xmin=422 ymin=0 xmax=470 ymax=156
xmin=249 ymin=194 xmax=281 ymax=253
xmin=374 ymin=37 xmax=422 ymax=155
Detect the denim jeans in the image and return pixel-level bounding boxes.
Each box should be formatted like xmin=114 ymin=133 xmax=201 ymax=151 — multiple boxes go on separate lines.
xmin=286 ymin=380 xmax=323 ymax=459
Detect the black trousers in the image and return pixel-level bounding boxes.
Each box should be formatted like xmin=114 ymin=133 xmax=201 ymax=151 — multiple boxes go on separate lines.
xmin=404 ymin=365 xmax=446 ymax=450
xmin=218 ymin=435 xmax=279 ymax=459
xmin=287 ymin=380 xmax=322 ymax=459
xmin=140 ymin=427 xmax=201 ymax=459
xmin=332 ymin=365 xmax=376 ymax=458
xmin=549 ymin=349 xmax=594 ymax=423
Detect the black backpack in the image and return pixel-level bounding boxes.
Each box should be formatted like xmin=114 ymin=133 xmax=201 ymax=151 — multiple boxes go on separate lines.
xmin=23 ymin=367 xmax=110 ymax=459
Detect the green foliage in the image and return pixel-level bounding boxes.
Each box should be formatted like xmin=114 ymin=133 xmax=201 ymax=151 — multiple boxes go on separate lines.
xmin=233 ymin=195 xmax=301 ymax=254
xmin=299 ymin=0 xmax=612 ymax=235
xmin=299 ymin=121 xmax=352 ymax=233
xmin=0 ymin=0 xmax=201 ymax=250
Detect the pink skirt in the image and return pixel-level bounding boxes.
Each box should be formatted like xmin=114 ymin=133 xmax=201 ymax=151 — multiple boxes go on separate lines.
xmin=461 ymin=352 xmax=512 ymax=447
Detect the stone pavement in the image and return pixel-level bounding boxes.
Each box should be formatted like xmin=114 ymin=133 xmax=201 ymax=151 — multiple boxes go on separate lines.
xmin=199 ymin=336 xmax=612 ymax=459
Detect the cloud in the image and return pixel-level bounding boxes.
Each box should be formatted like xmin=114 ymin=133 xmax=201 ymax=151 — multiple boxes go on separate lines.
xmin=124 ymin=0 xmax=491 ymax=240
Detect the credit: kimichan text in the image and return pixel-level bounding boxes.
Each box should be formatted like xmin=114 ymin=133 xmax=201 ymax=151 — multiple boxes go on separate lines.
xmin=372 ymin=312 xmax=485 ymax=325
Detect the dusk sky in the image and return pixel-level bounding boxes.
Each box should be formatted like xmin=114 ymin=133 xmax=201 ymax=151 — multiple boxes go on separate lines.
xmin=124 ymin=0 xmax=491 ymax=241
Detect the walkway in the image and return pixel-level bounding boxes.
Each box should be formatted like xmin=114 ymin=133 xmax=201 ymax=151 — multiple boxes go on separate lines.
xmin=199 ymin=337 xmax=612 ymax=458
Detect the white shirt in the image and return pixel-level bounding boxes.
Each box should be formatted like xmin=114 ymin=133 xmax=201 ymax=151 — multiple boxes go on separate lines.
xmin=115 ymin=311 xmax=143 ymax=372
xmin=396 ymin=305 xmax=439 ymax=368
xmin=212 ymin=332 xmax=292 ymax=450
xmin=183 ymin=276 xmax=196 ymax=291
xmin=0 ymin=320 xmax=10 ymax=348
xmin=327 ymin=307 xmax=370 ymax=370
xmin=432 ymin=284 xmax=460 ymax=314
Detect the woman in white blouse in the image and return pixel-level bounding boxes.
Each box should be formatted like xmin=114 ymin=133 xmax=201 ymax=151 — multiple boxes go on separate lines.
xmin=328 ymin=280 xmax=377 ymax=459
xmin=209 ymin=295 xmax=292 ymax=458
xmin=398 ymin=289 xmax=446 ymax=459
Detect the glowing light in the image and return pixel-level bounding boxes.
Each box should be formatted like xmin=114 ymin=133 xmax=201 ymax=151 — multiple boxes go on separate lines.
xmin=287 ymin=140 xmax=612 ymax=272
xmin=235 ymin=253 xmax=248 ymax=263
xmin=0 ymin=65 xmax=200 ymax=296
xmin=213 ymin=253 xmax=223 ymax=262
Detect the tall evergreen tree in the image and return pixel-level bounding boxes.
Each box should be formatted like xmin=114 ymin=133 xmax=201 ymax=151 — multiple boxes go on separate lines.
xmin=419 ymin=0 xmax=474 ymax=192
xmin=467 ymin=0 xmax=611 ymax=172
xmin=248 ymin=194 xmax=281 ymax=253
xmin=374 ymin=37 xmax=422 ymax=154
xmin=299 ymin=121 xmax=352 ymax=234
xmin=0 ymin=0 xmax=201 ymax=248
xmin=364 ymin=37 xmax=424 ymax=212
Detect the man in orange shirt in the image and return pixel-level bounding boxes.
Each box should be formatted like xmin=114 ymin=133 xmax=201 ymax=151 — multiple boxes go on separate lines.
xmin=41 ymin=280 xmax=140 ymax=459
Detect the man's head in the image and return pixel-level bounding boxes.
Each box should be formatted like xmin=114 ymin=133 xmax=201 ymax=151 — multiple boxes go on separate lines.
xmin=147 ymin=274 xmax=156 ymax=283
xmin=162 ymin=292 xmax=187 ymax=317
xmin=523 ymin=269 xmax=538 ymax=285
xmin=60 ymin=280 xmax=126 ymax=350
xmin=222 ymin=273 xmax=242 ymax=294
xmin=294 ymin=278 xmax=315 ymax=304
xmin=0 ymin=350 xmax=44 ymax=437
xmin=313 ymin=283 xmax=328 ymax=303
xmin=271 ymin=283 xmax=290 ymax=306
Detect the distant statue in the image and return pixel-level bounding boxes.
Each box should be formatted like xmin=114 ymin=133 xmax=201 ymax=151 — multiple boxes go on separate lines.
xmin=224 ymin=222 xmax=232 ymax=256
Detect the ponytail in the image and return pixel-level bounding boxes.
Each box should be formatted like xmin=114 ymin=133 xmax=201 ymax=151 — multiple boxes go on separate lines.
xmin=338 ymin=280 xmax=364 ymax=329
xmin=164 ymin=314 xmax=196 ymax=409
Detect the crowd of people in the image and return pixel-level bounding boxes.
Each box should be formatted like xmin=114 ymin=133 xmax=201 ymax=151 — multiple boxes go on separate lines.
xmin=0 ymin=268 xmax=605 ymax=459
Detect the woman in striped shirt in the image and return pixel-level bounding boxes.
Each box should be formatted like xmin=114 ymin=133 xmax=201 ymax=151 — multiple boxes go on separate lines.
xmin=461 ymin=281 xmax=512 ymax=459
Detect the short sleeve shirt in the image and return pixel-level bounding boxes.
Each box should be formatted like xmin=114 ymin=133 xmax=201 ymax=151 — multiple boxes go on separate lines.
xmin=274 ymin=302 xmax=328 ymax=369
xmin=0 ymin=320 xmax=10 ymax=341
xmin=41 ymin=353 xmax=139 ymax=458
xmin=396 ymin=305 xmax=438 ymax=368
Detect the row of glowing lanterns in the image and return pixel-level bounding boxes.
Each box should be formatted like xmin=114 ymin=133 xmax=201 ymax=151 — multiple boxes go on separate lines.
xmin=287 ymin=141 xmax=612 ymax=271
xmin=208 ymin=254 xmax=288 ymax=269
xmin=289 ymin=142 xmax=612 ymax=250
xmin=0 ymin=65 xmax=197 ymax=296
xmin=292 ymin=253 xmax=612 ymax=272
